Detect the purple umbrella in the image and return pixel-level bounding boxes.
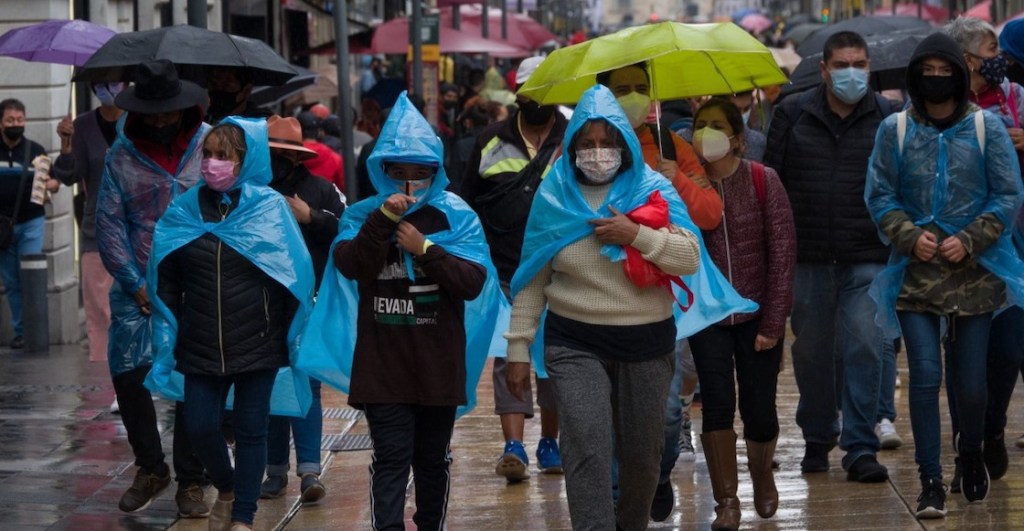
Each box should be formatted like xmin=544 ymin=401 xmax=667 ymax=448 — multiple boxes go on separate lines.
xmin=0 ymin=19 xmax=116 ymax=67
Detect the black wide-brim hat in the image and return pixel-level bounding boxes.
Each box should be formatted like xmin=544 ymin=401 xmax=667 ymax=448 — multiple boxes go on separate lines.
xmin=115 ymin=59 xmax=208 ymax=114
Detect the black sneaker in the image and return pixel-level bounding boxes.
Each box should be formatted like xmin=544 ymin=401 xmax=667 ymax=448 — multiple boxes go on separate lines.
xmin=300 ymin=473 xmax=326 ymax=504
xmin=649 ymin=480 xmax=674 ymax=522
xmin=9 ymin=336 xmax=24 ymax=349
xmin=118 ymin=467 xmax=171 ymax=513
xmin=915 ymin=479 xmax=947 ymax=519
xmin=846 ymin=454 xmax=889 ymax=483
xmin=260 ymin=474 xmax=288 ymax=499
xmin=960 ymin=450 xmax=990 ymax=502
xmin=950 ymin=457 xmax=962 ymax=494
xmin=984 ymin=432 xmax=1009 ymax=481
xmin=800 ymin=442 xmax=830 ymax=473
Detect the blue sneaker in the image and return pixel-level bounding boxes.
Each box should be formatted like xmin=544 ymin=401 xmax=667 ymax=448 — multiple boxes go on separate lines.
xmin=536 ymin=437 xmax=564 ymax=474
xmin=496 ymin=440 xmax=530 ymax=482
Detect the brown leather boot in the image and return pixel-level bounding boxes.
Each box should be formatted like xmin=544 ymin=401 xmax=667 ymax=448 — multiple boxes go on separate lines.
xmin=701 ymin=430 xmax=741 ymax=531
xmin=746 ymin=437 xmax=779 ymax=518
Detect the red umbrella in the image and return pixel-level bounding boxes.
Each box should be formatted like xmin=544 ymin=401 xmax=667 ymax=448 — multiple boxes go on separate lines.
xmin=442 ymin=5 xmax=557 ymax=50
xmin=872 ymin=3 xmax=949 ymax=26
xmin=369 ymin=16 xmax=529 ymax=56
xmin=965 ymin=0 xmax=992 ymax=21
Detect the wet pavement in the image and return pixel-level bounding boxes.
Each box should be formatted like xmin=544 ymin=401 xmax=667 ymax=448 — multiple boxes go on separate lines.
xmin=3 ymin=340 xmax=1024 ymax=530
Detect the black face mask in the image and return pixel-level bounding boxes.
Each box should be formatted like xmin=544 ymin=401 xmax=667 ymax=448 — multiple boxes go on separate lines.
xmin=208 ymin=90 xmax=241 ymax=119
xmin=137 ymin=121 xmax=180 ymax=145
xmin=442 ymin=100 xmax=459 ymax=110
xmin=270 ymin=154 xmax=297 ymax=183
xmin=519 ymin=100 xmax=555 ymax=126
xmin=2 ymin=126 xmax=24 ymax=142
xmin=919 ymin=75 xmax=956 ymax=104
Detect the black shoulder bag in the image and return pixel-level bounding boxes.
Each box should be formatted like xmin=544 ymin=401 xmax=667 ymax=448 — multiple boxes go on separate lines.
xmin=473 ymin=141 xmax=559 ymax=234
xmin=0 ymin=142 xmax=31 ymax=249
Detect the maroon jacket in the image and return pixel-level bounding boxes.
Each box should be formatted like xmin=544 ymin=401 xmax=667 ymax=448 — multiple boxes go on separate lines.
xmin=703 ymin=160 xmax=796 ymax=339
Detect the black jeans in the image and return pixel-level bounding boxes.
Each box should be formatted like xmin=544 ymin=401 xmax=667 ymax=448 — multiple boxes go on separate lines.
xmin=690 ymin=319 xmax=782 ymax=442
xmin=948 ymin=306 xmax=1024 ymax=445
xmin=363 ymin=404 xmax=456 ymax=531
xmin=111 ymin=364 xmax=205 ymax=484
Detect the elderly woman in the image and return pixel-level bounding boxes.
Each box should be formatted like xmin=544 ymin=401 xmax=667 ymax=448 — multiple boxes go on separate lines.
xmin=504 ymin=85 xmax=753 ymax=531
xmin=944 ymin=16 xmax=1024 ymax=487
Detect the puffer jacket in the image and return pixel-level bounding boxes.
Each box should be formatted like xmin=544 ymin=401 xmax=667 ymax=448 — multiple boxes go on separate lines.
xmin=765 ymin=84 xmax=891 ymax=264
xmin=703 ymin=161 xmax=796 ymax=340
xmin=157 ymin=186 xmax=297 ymax=375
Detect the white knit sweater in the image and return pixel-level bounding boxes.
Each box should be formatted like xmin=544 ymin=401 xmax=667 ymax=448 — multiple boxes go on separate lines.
xmin=505 ymin=183 xmax=701 ymax=363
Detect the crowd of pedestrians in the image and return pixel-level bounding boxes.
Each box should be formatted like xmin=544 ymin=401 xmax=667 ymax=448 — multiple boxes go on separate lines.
xmin=3 ymin=14 xmax=1024 ymax=531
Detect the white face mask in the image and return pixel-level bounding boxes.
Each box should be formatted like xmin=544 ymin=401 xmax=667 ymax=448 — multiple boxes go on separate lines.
xmin=617 ymin=92 xmax=652 ymax=129
xmin=693 ymin=127 xmax=734 ymax=162
xmin=575 ymin=147 xmax=622 ymax=184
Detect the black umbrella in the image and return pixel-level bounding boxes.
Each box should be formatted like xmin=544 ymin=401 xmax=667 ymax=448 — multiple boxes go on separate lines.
xmin=74 ymin=24 xmax=297 ymax=86
xmin=250 ymin=66 xmax=318 ymax=107
xmin=796 ymin=16 xmax=932 ymax=57
xmin=782 ymin=28 xmax=936 ymax=98
xmin=782 ymin=23 xmax=825 ymax=46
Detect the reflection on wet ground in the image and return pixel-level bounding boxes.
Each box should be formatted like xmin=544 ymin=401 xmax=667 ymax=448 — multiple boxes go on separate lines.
xmin=3 ymin=340 xmax=1024 ymax=530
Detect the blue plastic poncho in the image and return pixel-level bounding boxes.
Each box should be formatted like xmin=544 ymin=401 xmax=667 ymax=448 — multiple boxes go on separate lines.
xmin=865 ymin=109 xmax=1024 ymax=338
xmin=143 ymin=117 xmax=316 ymax=417
xmin=511 ymin=85 xmax=758 ymax=352
xmin=96 ymin=113 xmax=209 ymax=378
xmin=297 ymin=92 xmax=507 ymax=418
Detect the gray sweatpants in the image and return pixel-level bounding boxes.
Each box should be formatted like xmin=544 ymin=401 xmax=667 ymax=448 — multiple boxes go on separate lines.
xmin=545 ymin=345 xmax=673 ymax=531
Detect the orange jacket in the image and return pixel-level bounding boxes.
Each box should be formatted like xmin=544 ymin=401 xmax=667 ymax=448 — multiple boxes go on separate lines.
xmin=636 ymin=126 xmax=723 ymax=230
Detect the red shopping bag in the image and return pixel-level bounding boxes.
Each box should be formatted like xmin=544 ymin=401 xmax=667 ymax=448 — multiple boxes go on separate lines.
xmin=622 ymin=191 xmax=694 ymax=310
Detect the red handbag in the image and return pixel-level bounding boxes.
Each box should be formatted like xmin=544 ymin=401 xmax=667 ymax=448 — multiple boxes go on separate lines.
xmin=622 ymin=191 xmax=694 ymax=310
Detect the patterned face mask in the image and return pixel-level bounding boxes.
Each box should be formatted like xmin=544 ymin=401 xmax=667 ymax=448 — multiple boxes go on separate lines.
xmin=978 ymin=53 xmax=1010 ymax=86
xmin=575 ymin=147 xmax=622 ymax=184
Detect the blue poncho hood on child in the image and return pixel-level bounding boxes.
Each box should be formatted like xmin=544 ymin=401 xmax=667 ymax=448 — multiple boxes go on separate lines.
xmin=297 ymin=92 xmax=507 ymax=418
xmin=865 ymin=105 xmax=1024 ymax=338
xmin=511 ymin=85 xmax=757 ymax=348
xmin=143 ymin=116 xmax=316 ymax=417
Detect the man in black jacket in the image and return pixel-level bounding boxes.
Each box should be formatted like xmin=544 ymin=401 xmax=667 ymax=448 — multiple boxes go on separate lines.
xmin=262 ymin=115 xmax=345 ymax=503
xmin=458 ymin=57 xmax=567 ymax=482
xmin=764 ymin=31 xmax=894 ymax=483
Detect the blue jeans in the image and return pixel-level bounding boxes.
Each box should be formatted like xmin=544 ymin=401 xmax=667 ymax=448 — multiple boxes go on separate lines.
xmin=877 ymin=339 xmax=898 ymax=422
xmin=267 ymin=378 xmax=323 ymax=477
xmin=0 ymin=216 xmax=44 ymax=336
xmin=791 ymin=263 xmax=885 ymax=469
xmin=900 ymin=311 xmax=990 ymax=482
xmin=183 ymin=369 xmax=277 ymax=525
xmin=658 ymin=339 xmax=686 ymax=484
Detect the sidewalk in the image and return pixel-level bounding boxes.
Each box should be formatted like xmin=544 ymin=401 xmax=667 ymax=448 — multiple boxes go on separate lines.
xmin=1 ymin=343 xmax=1022 ymax=530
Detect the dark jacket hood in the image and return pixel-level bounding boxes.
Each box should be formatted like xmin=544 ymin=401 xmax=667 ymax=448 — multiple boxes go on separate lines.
xmin=906 ymin=33 xmax=970 ymax=128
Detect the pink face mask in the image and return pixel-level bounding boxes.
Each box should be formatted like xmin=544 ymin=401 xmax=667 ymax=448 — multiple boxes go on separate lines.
xmin=201 ymin=158 xmax=238 ymax=191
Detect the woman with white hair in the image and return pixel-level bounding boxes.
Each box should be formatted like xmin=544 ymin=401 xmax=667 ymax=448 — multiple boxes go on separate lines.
xmin=942 ymin=14 xmax=1024 ymax=494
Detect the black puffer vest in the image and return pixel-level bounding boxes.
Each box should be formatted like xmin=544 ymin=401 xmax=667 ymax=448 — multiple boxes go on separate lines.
xmin=158 ymin=187 xmax=297 ymax=376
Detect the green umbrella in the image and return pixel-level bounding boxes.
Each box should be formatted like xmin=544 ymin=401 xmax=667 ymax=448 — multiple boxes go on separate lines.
xmin=518 ymin=22 xmax=789 ymax=105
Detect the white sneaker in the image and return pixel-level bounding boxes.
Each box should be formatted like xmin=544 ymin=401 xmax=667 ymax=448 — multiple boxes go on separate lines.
xmin=678 ymin=420 xmax=696 ymax=462
xmin=876 ymin=418 xmax=903 ymax=450
xmin=110 ymin=397 xmax=120 ymax=414
xmin=895 ymin=374 xmax=902 ymax=388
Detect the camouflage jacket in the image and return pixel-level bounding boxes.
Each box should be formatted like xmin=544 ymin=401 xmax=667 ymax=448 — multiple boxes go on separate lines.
xmin=879 ymin=212 xmax=1006 ymax=315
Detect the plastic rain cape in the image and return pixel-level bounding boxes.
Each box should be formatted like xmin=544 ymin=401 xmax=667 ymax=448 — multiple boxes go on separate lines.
xmin=297 ymin=92 xmax=507 ymax=418
xmin=99 ymin=113 xmax=208 ymax=378
xmin=511 ymin=84 xmax=758 ymax=357
xmin=143 ymin=116 xmax=316 ymax=417
xmin=865 ymin=110 xmax=1024 ymax=338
